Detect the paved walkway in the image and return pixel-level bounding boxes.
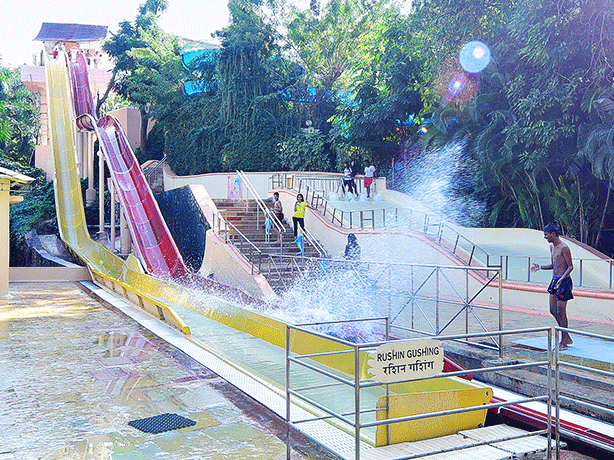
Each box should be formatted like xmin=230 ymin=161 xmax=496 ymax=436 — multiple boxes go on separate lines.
xmin=0 ymin=282 xmax=332 ymax=460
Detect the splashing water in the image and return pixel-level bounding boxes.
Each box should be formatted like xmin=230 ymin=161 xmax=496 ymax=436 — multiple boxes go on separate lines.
xmin=274 ymin=263 xmax=389 ymax=342
xmin=400 ymin=138 xmax=485 ymax=227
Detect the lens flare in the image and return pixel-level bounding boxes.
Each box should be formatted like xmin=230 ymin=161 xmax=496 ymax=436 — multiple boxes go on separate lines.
xmin=447 ymin=74 xmax=467 ymax=96
xmin=459 ymin=40 xmax=491 ymax=73
xmin=434 ymin=59 xmax=480 ymax=105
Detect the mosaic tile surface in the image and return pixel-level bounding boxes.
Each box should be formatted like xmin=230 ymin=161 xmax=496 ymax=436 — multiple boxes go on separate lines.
xmin=0 ymin=282 xmax=332 ymax=459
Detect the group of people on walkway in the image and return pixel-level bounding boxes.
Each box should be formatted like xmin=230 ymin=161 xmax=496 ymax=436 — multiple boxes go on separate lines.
xmin=342 ymin=159 xmax=377 ymax=198
xmin=271 ymin=191 xmax=360 ymax=261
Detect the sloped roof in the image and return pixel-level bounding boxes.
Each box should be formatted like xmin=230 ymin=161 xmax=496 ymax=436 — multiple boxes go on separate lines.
xmin=34 ymin=23 xmax=108 ymax=42
xmin=0 ymin=166 xmax=34 ymax=183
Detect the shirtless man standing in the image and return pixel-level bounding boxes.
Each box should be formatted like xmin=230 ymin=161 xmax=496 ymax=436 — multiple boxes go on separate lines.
xmin=531 ymin=223 xmax=574 ymax=350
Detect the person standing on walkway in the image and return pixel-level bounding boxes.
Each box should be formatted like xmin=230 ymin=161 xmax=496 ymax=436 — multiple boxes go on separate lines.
xmin=350 ymin=159 xmax=359 ymax=196
xmin=364 ymin=160 xmax=376 ymax=198
xmin=342 ymin=162 xmax=353 ymax=194
xmin=531 ymin=222 xmax=574 ymax=350
xmin=272 ymin=192 xmax=284 ymax=242
xmin=292 ymin=193 xmax=307 ymax=238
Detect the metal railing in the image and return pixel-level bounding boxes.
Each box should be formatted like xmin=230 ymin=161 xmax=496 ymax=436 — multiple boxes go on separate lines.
xmin=271 ymin=172 xmax=398 ymax=230
xmin=144 ymin=154 xmax=166 ymax=180
xmin=271 ymin=172 xmax=614 ymax=291
xmin=211 ymin=211 xmax=262 ymax=274
xmin=236 ymin=170 xmax=285 ymax=243
xmin=286 ymin=321 xmax=554 ymax=460
xmin=263 ymin=256 xmax=504 ymax=354
xmin=553 ymin=327 xmax=614 ymax=454
xmin=237 ymin=170 xmax=326 ymax=258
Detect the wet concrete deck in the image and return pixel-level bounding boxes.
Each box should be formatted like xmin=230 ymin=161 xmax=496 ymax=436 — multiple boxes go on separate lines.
xmin=0 ymin=282 xmax=334 ymax=459
xmin=3 ymin=280 xmax=613 ymax=459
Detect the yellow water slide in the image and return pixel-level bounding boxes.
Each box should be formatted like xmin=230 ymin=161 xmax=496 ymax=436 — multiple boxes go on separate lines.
xmin=45 ymin=54 xmax=190 ymax=334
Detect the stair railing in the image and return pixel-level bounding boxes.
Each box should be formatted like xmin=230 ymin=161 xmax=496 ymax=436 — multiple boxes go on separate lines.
xmin=264 ymin=254 xmax=309 ymax=291
xmin=301 ymin=227 xmax=327 ymax=258
xmin=236 ymin=170 xmax=286 ymax=247
xmin=212 ymin=211 xmax=262 ymax=274
xmin=144 ymin=154 xmax=167 ymax=180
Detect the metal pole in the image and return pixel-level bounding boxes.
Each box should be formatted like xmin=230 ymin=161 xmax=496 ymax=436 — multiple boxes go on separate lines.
xmin=286 ymin=325 xmax=292 ymax=459
xmin=547 ymin=327 xmax=553 ymax=460
xmin=499 ymin=268 xmax=503 ymax=358
xmin=109 ymin=179 xmax=116 ymax=251
xmin=465 ymin=268 xmax=469 ymax=337
xmin=355 ymin=344 xmax=361 ymax=460
xmin=555 ymin=327 xmax=561 ymax=459
xmin=436 ymin=268 xmax=440 ymax=334
xmin=98 ymin=149 xmax=104 ymax=235
xmin=388 ymin=265 xmax=391 ymax=320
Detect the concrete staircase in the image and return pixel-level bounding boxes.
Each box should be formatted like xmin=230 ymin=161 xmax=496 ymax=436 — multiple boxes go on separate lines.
xmin=143 ymin=159 xmax=166 ymax=195
xmin=214 ymin=198 xmax=322 ymax=294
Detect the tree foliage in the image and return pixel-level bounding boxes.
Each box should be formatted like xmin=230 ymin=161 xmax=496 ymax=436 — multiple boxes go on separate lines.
xmin=95 ymin=0 xmax=614 ymax=254
xmin=0 ymin=67 xmax=39 ymax=164
xmin=102 ymin=0 xmax=181 ymax=159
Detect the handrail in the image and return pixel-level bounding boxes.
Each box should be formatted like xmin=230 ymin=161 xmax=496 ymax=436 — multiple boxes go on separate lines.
xmin=298 ymin=179 xmax=400 ymax=231
xmin=286 ymin=323 xmax=554 ymax=460
xmin=144 ymin=154 xmax=167 ymax=179
xmin=212 ymin=211 xmax=262 ymax=274
xmin=236 ymin=170 xmax=285 ymax=240
xmin=264 ymin=253 xmax=310 ymax=291
xmin=301 ymin=227 xmax=328 ymax=258
xmin=271 ymin=172 xmax=399 ymax=230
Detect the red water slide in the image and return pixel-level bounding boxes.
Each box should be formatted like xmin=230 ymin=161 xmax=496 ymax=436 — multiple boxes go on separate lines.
xmin=69 ymin=53 xmax=189 ymax=280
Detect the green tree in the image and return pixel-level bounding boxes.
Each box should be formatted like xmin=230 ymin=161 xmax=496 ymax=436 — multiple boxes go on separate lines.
xmin=472 ymin=0 xmax=614 ymax=241
xmin=331 ymin=16 xmax=425 ymax=167
xmin=102 ymin=0 xmax=180 ymax=159
xmin=0 ymin=66 xmax=39 ymax=164
xmin=213 ymin=0 xmax=297 ymax=171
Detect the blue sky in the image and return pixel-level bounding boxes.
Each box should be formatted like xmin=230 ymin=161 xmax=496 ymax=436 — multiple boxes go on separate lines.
xmin=0 ymin=0 xmax=231 ymax=68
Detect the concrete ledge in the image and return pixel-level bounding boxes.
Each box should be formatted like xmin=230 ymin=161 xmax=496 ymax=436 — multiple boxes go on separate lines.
xmin=9 ymin=266 xmax=91 ymax=282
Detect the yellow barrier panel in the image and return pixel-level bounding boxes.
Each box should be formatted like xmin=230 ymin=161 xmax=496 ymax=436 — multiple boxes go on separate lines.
xmin=375 ymin=387 xmax=492 ymax=446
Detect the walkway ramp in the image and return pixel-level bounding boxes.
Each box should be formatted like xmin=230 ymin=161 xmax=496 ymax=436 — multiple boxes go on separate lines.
xmin=359 ymin=425 xmax=553 ymax=459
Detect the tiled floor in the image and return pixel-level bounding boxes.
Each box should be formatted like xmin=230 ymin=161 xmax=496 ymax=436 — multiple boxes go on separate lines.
xmin=0 ymin=282 xmax=333 ymax=460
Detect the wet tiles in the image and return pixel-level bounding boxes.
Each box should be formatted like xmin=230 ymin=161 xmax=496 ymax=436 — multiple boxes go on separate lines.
xmin=1 ymin=282 xmax=324 ymax=459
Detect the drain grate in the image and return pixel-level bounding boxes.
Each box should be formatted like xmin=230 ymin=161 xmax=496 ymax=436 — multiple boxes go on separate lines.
xmin=128 ymin=413 xmax=196 ymax=433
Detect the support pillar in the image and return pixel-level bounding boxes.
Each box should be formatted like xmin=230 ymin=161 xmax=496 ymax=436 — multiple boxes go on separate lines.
xmin=0 ymin=178 xmax=10 ymax=296
xmin=109 ymin=178 xmax=116 ymax=251
xmin=86 ymin=132 xmax=96 ymax=205
xmin=120 ymin=207 xmax=132 ymax=255
xmin=98 ymin=149 xmax=105 ymax=235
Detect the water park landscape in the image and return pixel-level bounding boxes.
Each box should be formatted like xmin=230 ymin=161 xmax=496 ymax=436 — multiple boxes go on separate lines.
xmin=2 ymin=44 xmax=614 ymax=459
xmin=2 ymin=1 xmax=614 ymax=459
